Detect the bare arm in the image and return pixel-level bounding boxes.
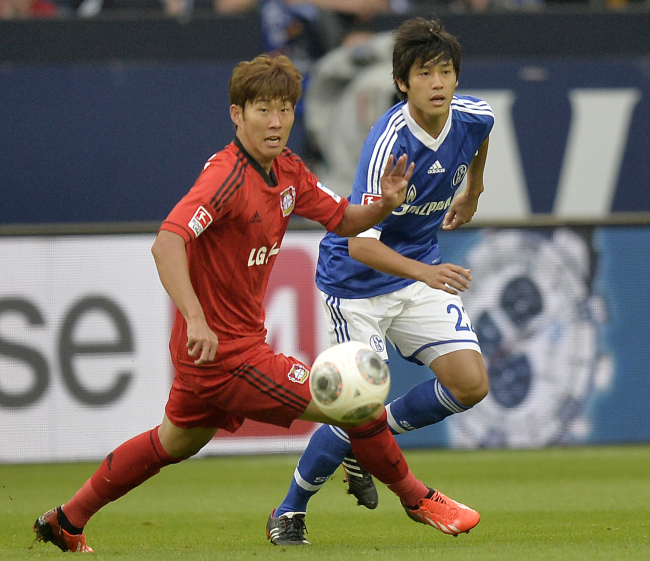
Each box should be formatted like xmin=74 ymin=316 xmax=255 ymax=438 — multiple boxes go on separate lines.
xmin=213 ymin=0 xmax=258 ymax=13
xmin=333 ymin=154 xmax=413 ymax=238
xmin=442 ymin=136 xmax=490 ymax=231
xmin=348 ymin=237 xmax=472 ymax=295
xmin=151 ymin=230 xmax=219 ymax=365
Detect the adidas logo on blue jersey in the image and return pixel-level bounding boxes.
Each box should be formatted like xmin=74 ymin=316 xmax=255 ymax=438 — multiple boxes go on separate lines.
xmin=428 ymin=161 xmax=445 ymax=174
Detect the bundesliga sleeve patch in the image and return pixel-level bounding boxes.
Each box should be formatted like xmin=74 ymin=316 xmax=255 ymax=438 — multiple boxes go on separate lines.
xmin=316 ymin=181 xmax=341 ymax=202
xmin=188 ymin=205 xmax=213 ymax=237
xmin=361 ymin=193 xmax=382 ymax=205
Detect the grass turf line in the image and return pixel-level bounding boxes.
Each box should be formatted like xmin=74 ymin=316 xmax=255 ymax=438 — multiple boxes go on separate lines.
xmin=1 ymin=445 xmax=648 ymax=560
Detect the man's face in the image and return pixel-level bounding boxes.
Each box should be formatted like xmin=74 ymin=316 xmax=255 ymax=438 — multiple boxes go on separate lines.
xmin=230 ymin=98 xmax=295 ymax=172
xmin=397 ymin=59 xmax=458 ymax=127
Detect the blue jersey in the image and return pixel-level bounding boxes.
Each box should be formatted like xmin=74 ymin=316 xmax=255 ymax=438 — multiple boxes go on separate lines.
xmin=316 ymin=97 xmax=494 ymax=299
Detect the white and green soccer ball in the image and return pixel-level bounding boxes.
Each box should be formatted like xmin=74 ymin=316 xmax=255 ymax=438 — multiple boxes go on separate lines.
xmin=309 ymin=341 xmax=391 ymax=423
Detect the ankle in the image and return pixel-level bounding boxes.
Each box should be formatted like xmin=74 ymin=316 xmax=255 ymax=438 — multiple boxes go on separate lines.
xmin=387 ymin=473 xmax=430 ymax=507
xmin=57 ymin=507 xmax=84 ymax=535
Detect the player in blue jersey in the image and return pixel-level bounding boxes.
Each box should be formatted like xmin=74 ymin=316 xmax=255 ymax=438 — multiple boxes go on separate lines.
xmin=267 ymin=17 xmax=493 ymax=545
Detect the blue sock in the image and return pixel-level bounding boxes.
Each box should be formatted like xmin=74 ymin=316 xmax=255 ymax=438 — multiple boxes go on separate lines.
xmin=275 ymin=424 xmax=351 ymax=517
xmin=386 ymin=378 xmax=469 ymax=433
xmin=274 ymin=379 xmax=467 ymax=516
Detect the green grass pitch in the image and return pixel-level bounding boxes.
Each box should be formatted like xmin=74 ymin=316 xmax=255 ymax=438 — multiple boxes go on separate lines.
xmin=1 ymin=445 xmax=648 ymax=560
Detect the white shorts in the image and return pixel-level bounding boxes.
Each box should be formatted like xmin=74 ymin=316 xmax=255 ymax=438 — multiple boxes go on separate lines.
xmin=319 ymin=282 xmax=481 ymax=367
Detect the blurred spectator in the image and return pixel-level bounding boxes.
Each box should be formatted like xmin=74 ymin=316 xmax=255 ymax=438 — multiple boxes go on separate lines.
xmin=213 ymin=0 xmax=256 ymax=12
xmin=163 ymin=0 xmax=194 ymax=16
xmin=488 ymin=0 xmax=544 ymax=10
xmin=0 ymin=0 xmax=60 ymax=17
xmin=448 ymin=0 xmax=490 ymax=11
xmin=165 ymin=0 xmax=256 ymax=17
xmin=160 ymin=1 xmax=411 ymax=63
xmin=256 ymin=1 xmax=411 ymax=73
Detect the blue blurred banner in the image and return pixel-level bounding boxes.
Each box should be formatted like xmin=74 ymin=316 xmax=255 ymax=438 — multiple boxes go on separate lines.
xmin=388 ymin=226 xmax=650 ymax=449
xmin=1 ymin=57 xmax=649 ymax=223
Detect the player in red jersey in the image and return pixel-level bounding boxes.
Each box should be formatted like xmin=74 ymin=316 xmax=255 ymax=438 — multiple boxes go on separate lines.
xmin=32 ymin=54 xmax=442 ymax=552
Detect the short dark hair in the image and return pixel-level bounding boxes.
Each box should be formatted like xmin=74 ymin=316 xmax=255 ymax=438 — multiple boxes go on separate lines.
xmin=392 ymin=17 xmax=462 ymax=100
xmin=229 ymin=54 xmax=303 ymax=108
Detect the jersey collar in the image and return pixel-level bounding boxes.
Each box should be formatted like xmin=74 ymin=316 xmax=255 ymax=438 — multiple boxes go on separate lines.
xmin=401 ymin=102 xmax=452 ymax=152
xmin=233 ymin=136 xmax=279 ymax=187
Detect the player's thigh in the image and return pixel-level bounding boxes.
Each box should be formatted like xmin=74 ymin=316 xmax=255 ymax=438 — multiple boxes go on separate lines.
xmin=202 ymin=345 xmax=312 ymax=428
xmin=165 ymin=368 xmax=246 ymax=434
xmin=387 ymin=282 xmax=481 ymax=364
xmin=430 ymin=349 xmax=488 ymax=406
xmin=319 ymin=289 xmax=402 ymax=360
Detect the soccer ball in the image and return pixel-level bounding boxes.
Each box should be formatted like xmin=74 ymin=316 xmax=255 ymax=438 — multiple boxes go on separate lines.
xmin=309 ymin=341 xmax=390 ymax=423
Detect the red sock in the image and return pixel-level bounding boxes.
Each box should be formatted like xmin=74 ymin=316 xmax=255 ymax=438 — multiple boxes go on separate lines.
xmin=62 ymin=426 xmax=183 ymax=529
xmin=386 ymin=472 xmax=431 ymax=508
xmin=346 ymin=411 xmax=428 ymax=506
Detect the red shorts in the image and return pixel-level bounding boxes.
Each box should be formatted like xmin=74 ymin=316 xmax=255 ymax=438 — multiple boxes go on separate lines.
xmin=164 ymin=342 xmax=312 ymax=433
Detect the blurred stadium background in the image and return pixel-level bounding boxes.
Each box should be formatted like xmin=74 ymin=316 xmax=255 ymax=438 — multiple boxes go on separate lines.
xmin=1 ymin=3 xmax=649 ymax=464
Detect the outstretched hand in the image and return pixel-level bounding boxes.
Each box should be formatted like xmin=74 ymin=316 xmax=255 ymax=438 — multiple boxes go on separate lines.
xmin=379 ymin=154 xmax=414 ymax=211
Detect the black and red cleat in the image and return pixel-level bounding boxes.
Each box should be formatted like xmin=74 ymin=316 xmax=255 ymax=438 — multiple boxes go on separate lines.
xmin=33 ymin=507 xmax=94 ymax=553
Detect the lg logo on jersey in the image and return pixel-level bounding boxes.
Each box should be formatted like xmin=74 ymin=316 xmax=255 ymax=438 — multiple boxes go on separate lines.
xmin=248 ymin=243 xmax=280 ymax=266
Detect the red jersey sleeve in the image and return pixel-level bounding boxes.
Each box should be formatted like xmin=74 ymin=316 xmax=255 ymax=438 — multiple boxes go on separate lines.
xmin=286 ymin=154 xmax=349 ymax=231
xmin=160 ymin=148 xmax=240 ymax=241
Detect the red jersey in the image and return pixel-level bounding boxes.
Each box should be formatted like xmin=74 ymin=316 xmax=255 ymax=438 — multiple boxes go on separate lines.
xmin=161 ymin=138 xmax=348 ymax=371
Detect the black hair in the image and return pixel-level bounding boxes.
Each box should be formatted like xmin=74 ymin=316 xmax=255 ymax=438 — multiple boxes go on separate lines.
xmin=392 ymin=18 xmax=462 ymax=100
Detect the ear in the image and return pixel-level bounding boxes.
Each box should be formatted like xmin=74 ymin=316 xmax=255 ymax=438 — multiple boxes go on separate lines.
xmin=396 ymin=79 xmax=408 ymax=95
xmin=230 ymin=104 xmax=243 ymax=128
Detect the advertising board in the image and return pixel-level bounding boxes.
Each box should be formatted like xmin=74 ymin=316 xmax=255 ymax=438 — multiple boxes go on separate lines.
xmin=1 ymin=227 xmax=649 ymax=463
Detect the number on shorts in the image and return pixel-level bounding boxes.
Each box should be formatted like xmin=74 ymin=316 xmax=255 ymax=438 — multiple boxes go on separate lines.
xmin=447 ymin=304 xmax=474 ymax=333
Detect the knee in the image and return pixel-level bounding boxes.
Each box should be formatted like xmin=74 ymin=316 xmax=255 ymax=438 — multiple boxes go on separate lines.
xmin=466 ymin=375 xmax=489 ymax=406
xmin=167 ymin=439 xmax=206 ymax=459
xmin=158 ymin=420 xmax=216 ymax=459
xmin=431 ymin=351 xmax=489 ymax=408
xmin=452 ymin=373 xmax=489 ymax=408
